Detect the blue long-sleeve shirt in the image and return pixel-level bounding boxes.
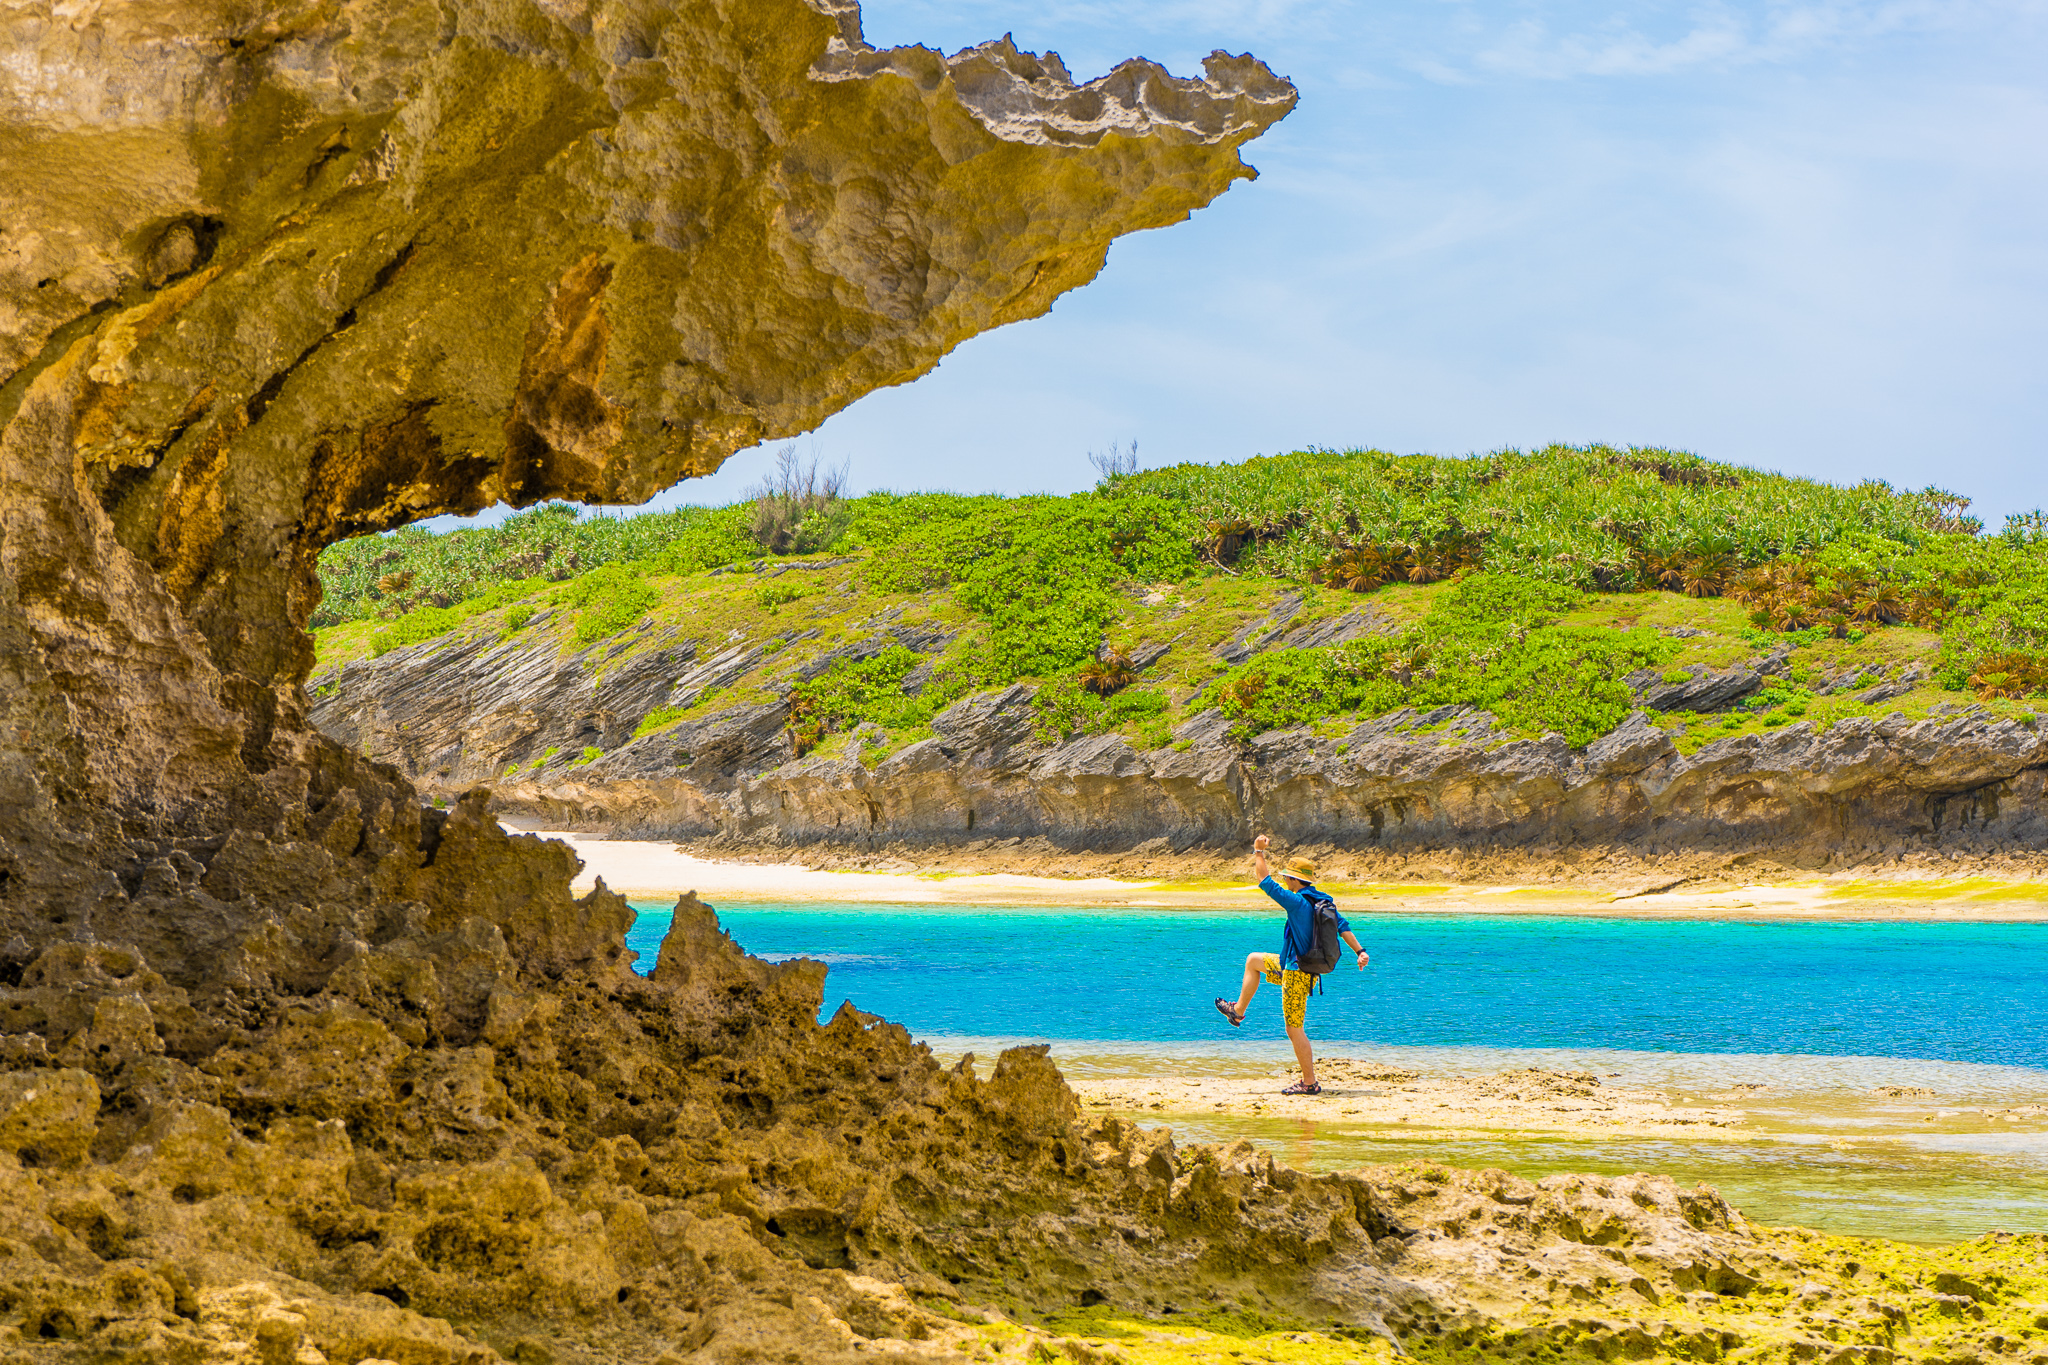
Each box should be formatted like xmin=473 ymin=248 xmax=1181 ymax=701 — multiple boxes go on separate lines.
xmin=1260 ymin=876 xmax=1352 ymax=969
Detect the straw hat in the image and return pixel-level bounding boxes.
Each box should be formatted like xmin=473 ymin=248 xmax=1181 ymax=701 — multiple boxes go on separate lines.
xmin=1276 ymin=857 xmax=1318 ymax=885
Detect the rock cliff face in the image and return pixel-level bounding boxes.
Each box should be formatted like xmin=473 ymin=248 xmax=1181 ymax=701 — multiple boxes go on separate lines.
xmin=319 ymin=619 xmax=2048 ymax=861
xmin=0 ymin=1 xmax=1388 ymax=1355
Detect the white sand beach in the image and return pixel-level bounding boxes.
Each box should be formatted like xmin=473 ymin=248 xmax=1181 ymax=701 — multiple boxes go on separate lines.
xmin=520 ymin=827 xmax=2048 ymax=918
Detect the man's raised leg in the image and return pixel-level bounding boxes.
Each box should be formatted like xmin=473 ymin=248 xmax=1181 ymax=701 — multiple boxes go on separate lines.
xmin=1235 ymin=952 xmax=1268 ymax=1017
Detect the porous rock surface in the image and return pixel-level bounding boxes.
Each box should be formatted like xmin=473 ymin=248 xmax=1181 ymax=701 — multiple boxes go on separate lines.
xmin=325 ymin=619 xmax=2048 ymax=858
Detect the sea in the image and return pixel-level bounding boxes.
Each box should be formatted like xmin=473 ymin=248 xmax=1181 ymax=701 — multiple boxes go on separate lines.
xmin=625 ymin=901 xmax=2048 ymax=1243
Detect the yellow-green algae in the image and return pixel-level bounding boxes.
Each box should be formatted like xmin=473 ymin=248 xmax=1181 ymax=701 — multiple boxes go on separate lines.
xmin=981 ymin=1230 xmax=2048 ymax=1363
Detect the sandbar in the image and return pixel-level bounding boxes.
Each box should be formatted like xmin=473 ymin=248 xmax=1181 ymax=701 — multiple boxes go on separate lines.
xmin=1068 ymin=1058 xmax=2048 ymax=1145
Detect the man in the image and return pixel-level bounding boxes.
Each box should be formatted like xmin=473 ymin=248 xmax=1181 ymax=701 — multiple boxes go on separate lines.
xmin=1214 ymin=834 xmax=1368 ymax=1095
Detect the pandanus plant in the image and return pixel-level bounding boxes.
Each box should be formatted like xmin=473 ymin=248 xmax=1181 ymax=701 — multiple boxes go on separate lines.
xmin=1203 ymin=518 xmax=1257 ymax=563
xmin=1727 ymin=565 xmax=1779 ymax=607
xmin=1316 ymin=546 xmax=1390 ymax=592
xmin=1225 ymin=671 xmax=1268 ymax=709
xmin=1315 ymin=529 xmax=1483 ymax=593
xmin=1968 ymin=652 xmax=2048 ymax=701
xmin=1078 ymin=650 xmax=1140 ymax=696
xmin=1904 ymin=585 xmax=1952 ymax=628
xmin=785 ymin=692 xmax=824 ymax=757
xmin=1851 ymin=581 xmax=1906 ymax=625
xmin=1406 ymin=533 xmax=1484 ymax=584
xmin=1679 ymin=550 xmax=1734 ymax=598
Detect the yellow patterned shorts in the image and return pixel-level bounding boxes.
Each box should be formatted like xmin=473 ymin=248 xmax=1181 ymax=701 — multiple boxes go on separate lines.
xmin=1259 ymin=954 xmax=1312 ymax=1029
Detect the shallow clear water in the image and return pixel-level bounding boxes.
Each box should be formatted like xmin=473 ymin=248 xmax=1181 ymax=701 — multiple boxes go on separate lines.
xmin=630 ymin=903 xmax=2048 ymax=1063
xmin=626 ymin=901 xmax=2048 ymax=1241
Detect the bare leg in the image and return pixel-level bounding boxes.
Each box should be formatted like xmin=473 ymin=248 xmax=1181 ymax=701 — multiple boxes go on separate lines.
xmin=1235 ymin=952 xmax=1267 ymax=1016
xmin=1285 ymin=1023 xmax=1316 ymax=1086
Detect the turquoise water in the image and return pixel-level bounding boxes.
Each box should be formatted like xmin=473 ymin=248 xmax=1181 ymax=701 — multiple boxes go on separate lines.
xmin=626 ymin=901 xmax=2048 ymax=1240
xmin=627 ymin=904 xmax=2048 ymax=1064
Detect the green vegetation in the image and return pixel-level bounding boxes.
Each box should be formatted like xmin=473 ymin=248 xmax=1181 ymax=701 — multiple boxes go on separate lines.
xmin=312 ymin=444 xmax=2048 ymax=757
xmin=1211 ymin=575 xmax=1672 ymax=745
xmin=563 ymin=563 xmax=658 ymax=645
xmin=316 ymin=502 xmax=751 ymax=628
xmin=367 ymin=577 xmax=546 ymax=656
xmin=785 ymin=645 xmax=971 ymax=754
xmin=1032 ymin=678 xmax=1173 ymax=744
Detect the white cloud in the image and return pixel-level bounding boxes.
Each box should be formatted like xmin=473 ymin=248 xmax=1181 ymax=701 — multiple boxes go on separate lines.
xmin=1449 ymin=1 xmax=2046 ymax=82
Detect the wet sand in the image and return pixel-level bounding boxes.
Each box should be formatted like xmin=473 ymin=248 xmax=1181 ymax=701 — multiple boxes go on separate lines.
xmin=1065 ymin=1056 xmax=2048 ymax=1142
xmin=1039 ymin=1050 xmax=2048 ymax=1240
xmin=1071 ymin=1059 xmax=1752 ymax=1138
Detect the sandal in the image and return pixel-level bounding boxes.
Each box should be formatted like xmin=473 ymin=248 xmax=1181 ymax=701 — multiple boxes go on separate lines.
xmin=1214 ymin=998 xmax=1245 ymax=1027
xmin=1281 ymin=1080 xmax=1322 ymax=1096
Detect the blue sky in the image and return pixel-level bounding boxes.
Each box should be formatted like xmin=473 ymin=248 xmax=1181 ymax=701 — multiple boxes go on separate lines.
xmin=538 ymin=0 xmax=2048 ymax=524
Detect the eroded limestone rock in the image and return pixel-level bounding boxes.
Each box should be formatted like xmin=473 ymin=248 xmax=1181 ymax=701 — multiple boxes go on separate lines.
xmin=0 ymin=0 xmax=1293 ymax=938
xmin=0 ymin=0 xmax=1341 ymax=1353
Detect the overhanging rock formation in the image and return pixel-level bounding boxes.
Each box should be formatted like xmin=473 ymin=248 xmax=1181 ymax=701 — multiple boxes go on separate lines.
xmin=0 ymin=2 xmax=1322 ymax=1357
xmin=1 ymin=0 xmax=1294 ymax=920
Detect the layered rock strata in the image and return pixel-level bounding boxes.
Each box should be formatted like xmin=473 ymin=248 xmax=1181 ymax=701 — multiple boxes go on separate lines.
xmin=319 ymin=621 xmax=2048 ymax=856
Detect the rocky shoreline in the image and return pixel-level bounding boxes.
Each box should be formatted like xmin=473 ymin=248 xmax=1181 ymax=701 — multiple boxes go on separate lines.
xmin=316 ymin=620 xmax=2048 ymax=866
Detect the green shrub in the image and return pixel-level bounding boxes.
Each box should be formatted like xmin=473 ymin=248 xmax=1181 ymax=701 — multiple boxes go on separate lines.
xmin=851 ymin=495 xmax=1196 ymax=681
xmin=503 ymin=603 xmax=535 ymax=632
xmin=368 ymin=603 xmax=469 ymax=656
xmin=1032 ymin=679 xmax=1172 ymax=743
xmin=1123 ymin=444 xmax=1959 ymax=589
xmin=755 ymin=582 xmax=809 ymax=613
xmin=1134 ymin=718 xmax=1175 ymax=749
xmin=1208 ymin=574 xmax=1673 ymax=746
xmin=316 ymin=502 xmax=745 ymax=627
xmin=1105 ymin=688 xmax=1170 ymax=724
xmin=1031 ymin=675 xmax=1106 ymax=742
xmin=788 ymin=646 xmax=966 ymax=737
xmin=567 ymin=564 xmax=658 ymax=646
xmin=649 ymin=504 xmax=757 ymax=577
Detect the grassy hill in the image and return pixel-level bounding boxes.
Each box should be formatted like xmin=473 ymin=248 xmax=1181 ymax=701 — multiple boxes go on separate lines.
xmin=310 ymin=444 xmax=2048 ymax=771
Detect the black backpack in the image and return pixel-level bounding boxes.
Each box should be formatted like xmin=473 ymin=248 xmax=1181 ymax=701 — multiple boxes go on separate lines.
xmin=1292 ymin=888 xmax=1345 ymax=981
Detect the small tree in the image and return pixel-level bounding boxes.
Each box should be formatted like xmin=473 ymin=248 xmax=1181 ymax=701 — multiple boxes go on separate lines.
xmin=747 ymin=446 xmax=849 ymax=554
xmin=1088 ymin=439 xmax=1139 ymax=486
